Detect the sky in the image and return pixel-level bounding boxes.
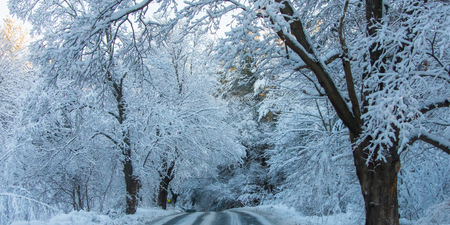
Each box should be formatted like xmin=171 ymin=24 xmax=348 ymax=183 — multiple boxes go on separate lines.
xmin=0 ymin=0 xmax=233 ymax=37
xmin=0 ymin=0 xmax=9 ymax=20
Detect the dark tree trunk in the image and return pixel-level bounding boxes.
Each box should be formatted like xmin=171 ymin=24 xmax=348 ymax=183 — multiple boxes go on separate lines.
xmin=157 ymin=177 xmax=170 ymax=209
xmin=123 ymin=151 xmax=140 ymax=214
xmin=170 ymin=188 xmax=178 ymax=206
xmin=157 ymin=160 xmax=175 ymax=210
xmin=76 ymin=184 xmax=83 ymax=211
xmin=352 ymin=135 xmax=401 ymax=225
xmin=106 ymin=71 xmax=141 ymax=214
xmin=356 ymin=0 xmax=401 ymax=223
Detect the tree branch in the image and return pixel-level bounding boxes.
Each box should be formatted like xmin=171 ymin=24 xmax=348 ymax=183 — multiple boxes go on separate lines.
xmin=338 ymin=0 xmax=361 ymax=124
xmin=91 ymin=132 xmax=118 ymax=146
xmin=420 ymin=99 xmax=450 ymax=115
xmin=294 ymin=53 xmax=341 ymax=70
xmin=274 ymin=0 xmax=361 ymax=135
xmin=108 ymin=112 xmax=120 ymax=121
xmin=409 ymin=132 xmax=450 ymax=155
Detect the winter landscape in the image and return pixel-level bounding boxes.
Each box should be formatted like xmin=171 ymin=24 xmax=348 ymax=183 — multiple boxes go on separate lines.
xmin=1 ymin=0 xmax=450 ymax=224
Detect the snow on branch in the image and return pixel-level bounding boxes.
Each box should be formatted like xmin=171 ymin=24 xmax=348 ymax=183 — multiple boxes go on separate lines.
xmin=409 ymin=131 xmax=450 ymax=155
xmin=294 ymin=50 xmax=341 ymax=71
xmin=272 ymin=0 xmax=360 ymax=135
xmin=91 ymin=132 xmax=118 ymax=146
xmin=0 ymin=193 xmax=61 ymax=212
xmin=419 ymin=98 xmax=450 ymax=115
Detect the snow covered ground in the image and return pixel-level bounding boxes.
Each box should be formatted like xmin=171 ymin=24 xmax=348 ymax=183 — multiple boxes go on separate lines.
xmin=240 ymin=205 xmax=364 ymax=225
xmin=240 ymin=205 xmax=416 ymax=225
xmin=10 ymin=207 xmax=180 ymax=225
xmin=9 ymin=205 xmax=417 ymax=225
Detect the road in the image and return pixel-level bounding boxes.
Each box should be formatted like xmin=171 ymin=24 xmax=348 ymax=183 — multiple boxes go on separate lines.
xmin=147 ymin=210 xmax=274 ymax=225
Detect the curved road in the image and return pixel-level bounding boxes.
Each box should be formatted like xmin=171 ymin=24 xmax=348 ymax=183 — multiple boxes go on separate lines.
xmin=147 ymin=210 xmax=274 ymax=225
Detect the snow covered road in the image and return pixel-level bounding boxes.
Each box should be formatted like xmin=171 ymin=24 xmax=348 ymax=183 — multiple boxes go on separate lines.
xmin=147 ymin=210 xmax=274 ymax=225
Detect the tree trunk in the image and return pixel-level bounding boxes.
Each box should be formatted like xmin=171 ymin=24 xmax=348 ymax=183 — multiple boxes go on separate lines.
xmin=107 ymin=72 xmax=141 ymax=215
xmin=157 ymin=160 xmax=175 ymax=210
xmin=76 ymin=184 xmax=83 ymax=211
xmin=352 ymin=135 xmax=401 ymax=225
xmin=157 ymin=177 xmax=170 ymax=210
xmin=122 ymin=129 xmax=141 ymax=214
xmin=124 ymin=156 xmax=140 ymax=214
xmin=170 ymin=188 xmax=178 ymax=206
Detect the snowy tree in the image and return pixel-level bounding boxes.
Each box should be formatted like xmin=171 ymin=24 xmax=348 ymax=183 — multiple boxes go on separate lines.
xmin=9 ymin=0 xmax=450 ymax=223
xmin=0 ymin=15 xmax=32 ymax=200
xmin=0 ymin=17 xmax=30 ymax=138
xmin=214 ymin=52 xmax=276 ymax=209
xmin=128 ymin=30 xmax=245 ymax=209
xmin=7 ymin=0 xmax=169 ymax=214
xmin=265 ymin=86 xmax=362 ymax=216
xmin=13 ymin=78 xmax=121 ymax=212
xmin=174 ymin=0 xmax=450 ymax=224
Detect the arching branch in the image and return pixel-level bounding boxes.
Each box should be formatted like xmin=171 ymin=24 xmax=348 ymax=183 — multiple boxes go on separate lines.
xmin=409 ymin=132 xmax=450 ymax=155
xmin=420 ymin=99 xmax=450 ymax=115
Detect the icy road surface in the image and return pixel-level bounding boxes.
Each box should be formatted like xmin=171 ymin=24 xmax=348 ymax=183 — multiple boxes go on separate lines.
xmin=147 ymin=210 xmax=274 ymax=225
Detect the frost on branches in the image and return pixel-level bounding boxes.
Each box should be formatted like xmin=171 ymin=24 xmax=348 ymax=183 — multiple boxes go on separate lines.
xmin=5 ymin=0 xmax=450 ymax=224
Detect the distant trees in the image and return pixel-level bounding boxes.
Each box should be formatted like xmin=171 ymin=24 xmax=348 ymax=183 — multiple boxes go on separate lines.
xmin=183 ymin=51 xmax=276 ymax=211
xmin=0 ymin=16 xmax=32 ymax=192
xmin=0 ymin=17 xmax=30 ymax=134
xmin=15 ymin=78 xmax=122 ymax=213
xmin=132 ymin=30 xmax=244 ymax=209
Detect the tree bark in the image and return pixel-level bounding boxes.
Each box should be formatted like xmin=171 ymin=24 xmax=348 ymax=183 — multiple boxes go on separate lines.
xmin=106 ymin=71 xmax=141 ymax=214
xmin=170 ymin=188 xmax=178 ymax=206
xmin=157 ymin=177 xmax=170 ymax=210
xmin=352 ymin=135 xmax=401 ymax=225
xmin=123 ymin=147 xmax=140 ymax=214
xmin=157 ymin=160 xmax=175 ymax=209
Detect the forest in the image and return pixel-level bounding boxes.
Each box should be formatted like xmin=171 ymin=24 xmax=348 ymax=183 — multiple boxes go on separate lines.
xmin=1 ymin=0 xmax=450 ymax=224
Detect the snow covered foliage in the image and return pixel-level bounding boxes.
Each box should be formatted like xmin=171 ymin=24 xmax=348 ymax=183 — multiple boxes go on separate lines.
xmin=2 ymin=0 xmax=245 ymax=218
xmin=9 ymin=0 xmax=173 ymax=85
xmin=0 ymin=190 xmax=61 ymax=225
xmin=398 ymin=145 xmax=450 ymax=221
xmin=129 ymin=29 xmax=245 ymax=201
xmin=262 ymin=78 xmax=362 ymax=215
xmin=355 ymin=0 xmax=450 ymax=159
xmin=0 ymin=18 xmax=30 ymax=133
xmin=11 ymin=78 xmax=126 ymax=214
xmin=4 ymin=0 xmax=450 ymax=223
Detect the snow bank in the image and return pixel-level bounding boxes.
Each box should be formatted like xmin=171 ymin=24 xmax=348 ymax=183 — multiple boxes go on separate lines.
xmin=242 ymin=205 xmax=364 ymax=225
xmin=10 ymin=207 xmax=179 ymax=225
xmin=239 ymin=204 xmax=362 ymax=225
xmin=240 ymin=205 xmax=415 ymax=225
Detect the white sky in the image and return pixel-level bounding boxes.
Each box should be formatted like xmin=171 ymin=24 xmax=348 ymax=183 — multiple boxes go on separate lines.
xmin=0 ymin=0 xmax=234 ymax=36
xmin=0 ymin=0 xmax=9 ymax=20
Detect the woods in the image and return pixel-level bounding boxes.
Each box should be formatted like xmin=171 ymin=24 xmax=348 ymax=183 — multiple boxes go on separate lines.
xmin=2 ymin=0 xmax=450 ymax=224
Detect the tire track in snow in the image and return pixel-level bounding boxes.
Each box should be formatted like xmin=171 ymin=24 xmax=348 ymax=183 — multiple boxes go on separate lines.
xmin=148 ymin=209 xmax=273 ymax=225
xmin=236 ymin=210 xmax=274 ymax=225
xmin=175 ymin=212 xmax=204 ymax=224
xmin=199 ymin=212 xmax=216 ymax=225
xmin=146 ymin=213 xmax=188 ymax=225
xmin=226 ymin=211 xmax=242 ymax=225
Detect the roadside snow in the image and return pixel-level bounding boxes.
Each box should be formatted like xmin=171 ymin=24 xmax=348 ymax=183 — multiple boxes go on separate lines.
xmin=240 ymin=205 xmax=363 ymax=225
xmin=240 ymin=205 xmax=414 ymax=225
xmin=10 ymin=207 xmax=179 ymax=225
xmin=10 ymin=204 xmax=417 ymax=225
